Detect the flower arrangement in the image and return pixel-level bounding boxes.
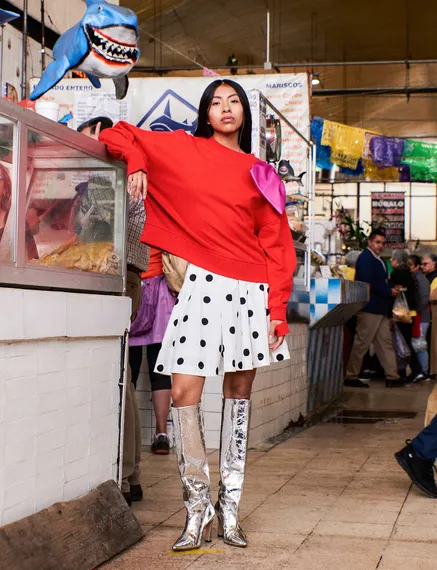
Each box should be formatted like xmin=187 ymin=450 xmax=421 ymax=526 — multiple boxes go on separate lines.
xmin=334 ymin=203 xmax=385 ymax=251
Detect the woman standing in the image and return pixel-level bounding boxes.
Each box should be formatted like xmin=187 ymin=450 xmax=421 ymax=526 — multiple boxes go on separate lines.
xmin=129 ymin=247 xmax=175 ymax=454
xmin=390 ymin=250 xmax=420 ymax=379
xmin=100 ymin=79 xmax=296 ymax=551
xmin=408 ymin=254 xmax=430 ymax=381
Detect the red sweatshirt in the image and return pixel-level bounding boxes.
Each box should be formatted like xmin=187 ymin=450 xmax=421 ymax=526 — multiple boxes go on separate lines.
xmin=100 ymin=122 xmax=296 ymax=335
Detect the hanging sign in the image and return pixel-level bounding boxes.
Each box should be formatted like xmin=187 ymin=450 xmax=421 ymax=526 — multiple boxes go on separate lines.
xmin=29 ymin=74 xmax=310 ymax=175
xmin=371 ymin=192 xmax=405 ymax=249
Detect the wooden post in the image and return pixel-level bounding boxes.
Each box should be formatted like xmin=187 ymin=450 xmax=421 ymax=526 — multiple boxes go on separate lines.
xmin=0 ymin=480 xmax=144 ymax=570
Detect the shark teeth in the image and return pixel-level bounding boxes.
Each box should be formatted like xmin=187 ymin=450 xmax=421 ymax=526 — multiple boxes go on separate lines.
xmin=87 ymin=26 xmax=139 ymax=64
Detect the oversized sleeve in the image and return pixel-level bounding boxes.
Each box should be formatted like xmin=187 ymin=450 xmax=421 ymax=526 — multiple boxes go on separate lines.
xmin=257 ymin=212 xmax=296 ymax=336
xmin=99 ymin=121 xmax=150 ymax=176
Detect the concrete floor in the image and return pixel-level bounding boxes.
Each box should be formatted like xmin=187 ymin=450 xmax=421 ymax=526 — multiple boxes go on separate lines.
xmin=104 ymin=381 xmax=436 ymax=570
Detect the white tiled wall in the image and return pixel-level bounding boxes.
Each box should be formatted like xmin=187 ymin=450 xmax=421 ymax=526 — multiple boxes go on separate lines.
xmin=136 ymin=324 xmax=309 ymax=449
xmin=0 ymin=289 xmax=131 ymax=527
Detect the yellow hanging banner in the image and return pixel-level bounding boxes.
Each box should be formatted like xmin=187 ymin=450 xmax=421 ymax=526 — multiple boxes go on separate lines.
xmin=321 ymin=120 xmax=366 ymax=169
xmin=363 ymin=159 xmax=400 ymax=181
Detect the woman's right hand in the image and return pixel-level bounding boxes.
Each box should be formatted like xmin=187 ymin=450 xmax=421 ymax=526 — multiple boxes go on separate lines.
xmin=127 ymin=170 xmax=148 ymax=201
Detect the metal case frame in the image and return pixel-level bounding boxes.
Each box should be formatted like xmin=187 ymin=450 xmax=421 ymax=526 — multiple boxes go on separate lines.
xmin=0 ymin=99 xmax=127 ymax=294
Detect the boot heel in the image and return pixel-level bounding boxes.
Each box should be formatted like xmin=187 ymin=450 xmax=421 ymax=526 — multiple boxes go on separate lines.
xmin=217 ymin=514 xmax=224 ymax=538
xmin=203 ymin=519 xmax=213 ymax=543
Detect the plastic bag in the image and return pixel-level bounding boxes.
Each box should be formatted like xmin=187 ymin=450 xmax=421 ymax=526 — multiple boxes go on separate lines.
xmin=392 ymin=292 xmax=412 ymax=323
xmin=392 ymin=323 xmax=411 ymax=370
xmin=412 ymin=337 xmax=428 ymax=354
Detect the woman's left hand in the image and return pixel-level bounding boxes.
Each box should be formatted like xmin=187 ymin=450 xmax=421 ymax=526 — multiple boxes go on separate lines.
xmin=269 ymin=320 xmax=284 ymax=351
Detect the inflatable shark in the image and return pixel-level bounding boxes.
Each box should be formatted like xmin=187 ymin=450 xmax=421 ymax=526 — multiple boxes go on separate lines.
xmin=30 ymin=0 xmax=140 ymax=101
xmin=0 ymin=9 xmax=19 ymax=25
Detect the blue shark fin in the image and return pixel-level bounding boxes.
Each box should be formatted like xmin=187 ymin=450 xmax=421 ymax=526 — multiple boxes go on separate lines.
xmin=113 ymin=76 xmax=129 ymax=100
xmin=86 ymin=74 xmax=102 ymax=89
xmin=29 ymin=56 xmax=72 ymax=100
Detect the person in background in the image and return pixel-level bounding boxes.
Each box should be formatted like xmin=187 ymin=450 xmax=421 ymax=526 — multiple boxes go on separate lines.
xmin=129 ymin=247 xmax=175 ymax=455
xmin=408 ymin=254 xmax=431 ymax=381
xmin=395 ymin=418 xmax=437 ymax=499
xmin=344 ymin=230 xmax=405 ymax=388
xmin=78 ymin=116 xmax=150 ymax=506
xmin=341 ymin=250 xmax=361 ymax=281
xmin=389 ymin=250 xmax=421 ymax=381
xmin=422 ymin=254 xmax=437 ymax=376
xmin=422 ymin=254 xmax=437 ymax=292
xmin=342 ymin=250 xmax=361 ymax=375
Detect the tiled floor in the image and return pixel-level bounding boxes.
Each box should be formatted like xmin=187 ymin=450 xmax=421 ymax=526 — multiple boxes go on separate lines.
xmin=104 ymin=380 xmax=436 ymax=570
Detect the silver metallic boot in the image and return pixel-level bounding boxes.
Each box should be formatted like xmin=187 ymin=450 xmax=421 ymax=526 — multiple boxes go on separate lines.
xmin=216 ymin=398 xmax=251 ymax=547
xmin=172 ymin=404 xmax=215 ymax=551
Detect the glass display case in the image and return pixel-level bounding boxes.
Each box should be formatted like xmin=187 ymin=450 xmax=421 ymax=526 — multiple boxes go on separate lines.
xmin=0 ymin=98 xmax=127 ymax=293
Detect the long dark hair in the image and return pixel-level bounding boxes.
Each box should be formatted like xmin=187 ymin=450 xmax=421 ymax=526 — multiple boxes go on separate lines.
xmin=194 ymin=79 xmax=252 ymax=154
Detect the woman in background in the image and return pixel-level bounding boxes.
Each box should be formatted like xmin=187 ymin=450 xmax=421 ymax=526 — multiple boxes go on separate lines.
xmin=129 ymin=247 xmax=175 ymax=455
xmin=408 ymin=254 xmax=430 ymax=381
xmin=390 ymin=250 xmax=420 ymax=380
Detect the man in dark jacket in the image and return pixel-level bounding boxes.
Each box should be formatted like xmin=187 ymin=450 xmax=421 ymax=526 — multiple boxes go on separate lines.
xmin=345 ymin=230 xmax=405 ymax=388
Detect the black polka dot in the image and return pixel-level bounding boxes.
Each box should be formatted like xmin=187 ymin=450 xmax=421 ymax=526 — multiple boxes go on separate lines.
xmin=189 ymin=274 xmax=197 ymax=282
xmin=243 ymin=349 xmax=250 ymax=357
xmin=175 ymin=298 xmax=179 ymax=305
xmin=240 ymin=297 xmax=246 ymax=305
xmin=172 ymin=341 xmax=175 ymax=347
xmin=216 ymin=367 xmax=219 ymax=375
xmin=203 ymin=296 xmax=211 ymax=304
xmin=174 ymin=319 xmax=178 ymax=326
xmin=229 ymin=326 xmax=236 ymax=334
xmin=180 ymin=336 xmax=186 ymax=343
xmin=237 ymin=312 xmax=239 ymax=318
xmin=258 ymin=353 xmax=265 ymax=361
xmin=252 ymin=331 xmax=259 ymax=339
xmin=206 ymin=274 xmax=213 ymax=282
xmin=177 ymin=358 xmax=184 ymax=365
xmin=226 ymin=294 xmax=233 ymax=301
xmin=267 ymin=287 xmax=270 ymax=293
xmin=259 ymin=284 xmax=265 ymax=291
xmin=232 ymin=360 xmax=236 ymax=367
xmin=248 ymin=310 xmax=254 ymax=317
xmin=238 ymin=362 xmax=243 ymax=369
xmin=157 ymin=365 xmax=164 ymax=372
xmin=188 ymin=295 xmax=192 ymax=301
xmin=266 ymin=309 xmax=270 ymax=316
xmin=277 ymin=354 xmax=284 ymax=361
xmin=200 ymin=340 xmax=206 ymax=347
xmin=183 ymin=315 xmax=189 ymax=322
xmin=202 ymin=318 xmax=209 ymax=325
xmin=198 ymin=362 xmax=204 ymax=370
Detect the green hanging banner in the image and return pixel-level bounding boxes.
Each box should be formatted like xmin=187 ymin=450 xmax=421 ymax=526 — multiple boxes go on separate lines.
xmin=401 ymin=140 xmax=437 ymax=182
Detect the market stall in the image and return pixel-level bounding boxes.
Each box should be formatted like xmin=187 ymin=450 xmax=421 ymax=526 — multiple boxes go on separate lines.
xmin=0 ymin=98 xmax=131 ymax=527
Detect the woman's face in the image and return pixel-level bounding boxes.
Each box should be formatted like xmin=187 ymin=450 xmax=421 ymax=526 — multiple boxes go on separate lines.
xmin=207 ymin=84 xmax=244 ymax=137
xmin=391 ymin=257 xmax=399 ymax=269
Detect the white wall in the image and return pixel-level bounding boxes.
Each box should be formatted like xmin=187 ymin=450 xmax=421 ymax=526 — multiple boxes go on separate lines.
xmin=136 ymin=325 xmax=309 ymax=449
xmin=314 ymin=181 xmax=437 ymax=256
xmin=8 ymin=0 xmax=118 ymax=33
xmin=0 ymin=288 xmax=131 ymax=527
xmin=0 ymin=24 xmax=52 ymax=98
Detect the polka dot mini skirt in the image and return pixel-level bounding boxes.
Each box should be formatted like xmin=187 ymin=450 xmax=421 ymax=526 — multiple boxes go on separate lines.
xmin=155 ymin=264 xmax=290 ymax=377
